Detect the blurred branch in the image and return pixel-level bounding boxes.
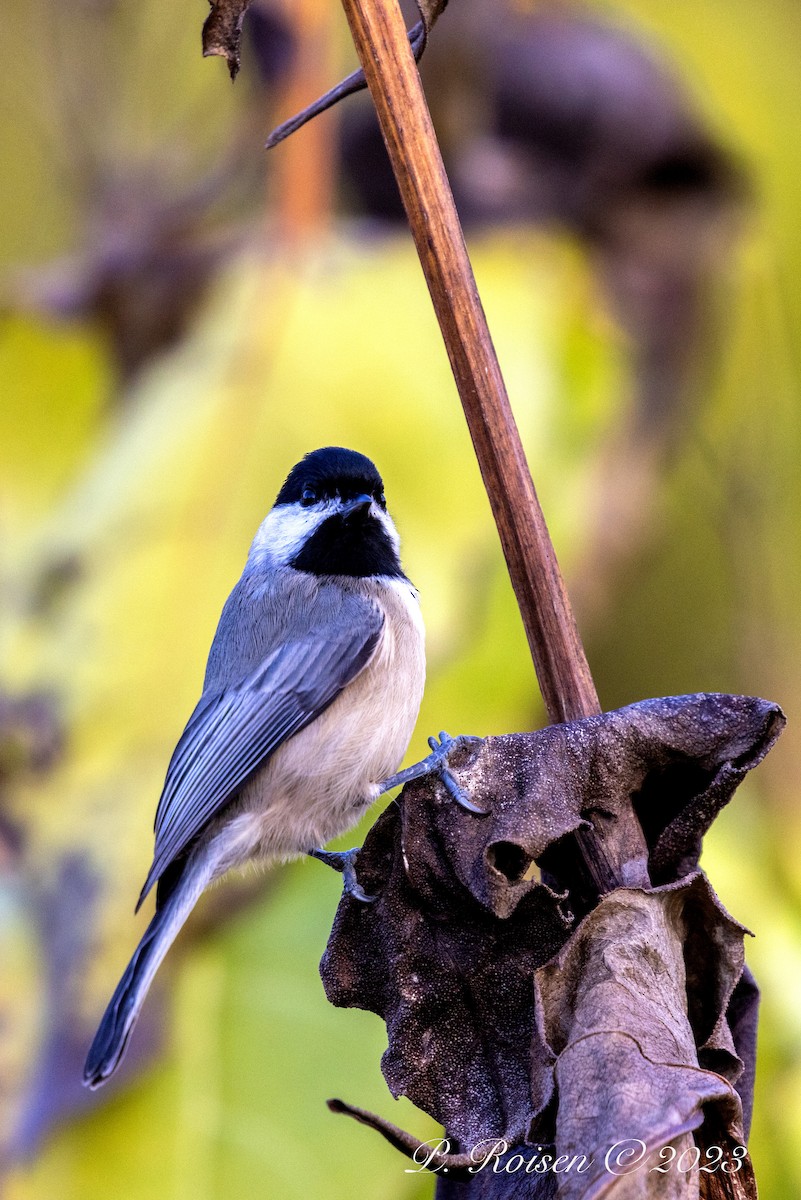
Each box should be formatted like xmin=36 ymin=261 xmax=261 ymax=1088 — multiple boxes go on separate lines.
xmin=270 ymin=0 xmax=338 ymax=241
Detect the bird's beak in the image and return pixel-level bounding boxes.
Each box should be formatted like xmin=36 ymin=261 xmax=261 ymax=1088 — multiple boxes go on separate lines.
xmin=339 ymin=494 xmax=374 ymax=521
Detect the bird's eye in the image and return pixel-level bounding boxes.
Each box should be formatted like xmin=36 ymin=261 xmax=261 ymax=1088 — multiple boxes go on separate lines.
xmin=377 ymin=491 xmax=387 ymax=510
xmin=300 ymin=486 xmax=317 ymax=507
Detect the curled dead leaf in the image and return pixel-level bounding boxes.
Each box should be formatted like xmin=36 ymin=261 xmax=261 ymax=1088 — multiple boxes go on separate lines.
xmin=535 ymin=877 xmax=754 ymax=1198
xmin=202 ymin=0 xmax=255 ymax=80
xmin=323 ymin=694 xmax=780 ymax=1198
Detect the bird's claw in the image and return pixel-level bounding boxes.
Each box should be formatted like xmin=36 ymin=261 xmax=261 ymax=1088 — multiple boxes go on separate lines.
xmin=425 ymin=731 xmax=487 ymax=814
xmin=380 ymin=731 xmax=488 ymax=815
xmin=307 ymin=847 xmax=376 ymax=902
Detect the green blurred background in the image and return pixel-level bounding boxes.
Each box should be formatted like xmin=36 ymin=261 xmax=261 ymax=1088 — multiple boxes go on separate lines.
xmin=1 ymin=0 xmax=800 ymax=1195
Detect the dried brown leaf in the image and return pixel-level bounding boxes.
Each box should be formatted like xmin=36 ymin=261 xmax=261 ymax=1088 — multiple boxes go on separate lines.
xmin=322 ymin=798 xmax=570 ymax=1148
xmin=321 ymin=693 xmax=780 ymax=1185
xmin=535 ymin=877 xmax=753 ymax=1198
xmin=202 ymin=0 xmax=255 ymax=80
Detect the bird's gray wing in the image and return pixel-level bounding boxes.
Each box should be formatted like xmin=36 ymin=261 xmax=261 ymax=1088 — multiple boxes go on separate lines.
xmin=137 ymin=610 xmax=382 ymax=908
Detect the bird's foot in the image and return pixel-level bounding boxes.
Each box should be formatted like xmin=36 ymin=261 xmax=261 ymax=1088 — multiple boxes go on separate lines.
xmin=379 ymin=731 xmax=487 ymax=814
xmin=307 ymin=846 xmax=375 ymax=902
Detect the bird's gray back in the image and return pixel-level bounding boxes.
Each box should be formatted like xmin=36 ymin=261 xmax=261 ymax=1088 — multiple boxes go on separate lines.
xmin=202 ymin=565 xmax=379 ymax=694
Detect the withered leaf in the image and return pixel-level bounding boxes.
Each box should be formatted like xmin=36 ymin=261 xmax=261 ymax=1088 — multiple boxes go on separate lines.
xmin=535 ymin=876 xmax=753 ymax=1199
xmin=265 ymin=0 xmax=450 ymax=149
xmin=202 ymin=0 xmax=255 ymax=80
xmin=323 ymin=693 xmax=780 ymax=1193
xmin=323 ymin=797 xmax=571 ymax=1148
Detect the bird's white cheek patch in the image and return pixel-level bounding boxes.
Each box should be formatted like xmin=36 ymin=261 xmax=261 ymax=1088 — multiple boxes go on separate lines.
xmin=249 ymin=504 xmax=330 ymax=565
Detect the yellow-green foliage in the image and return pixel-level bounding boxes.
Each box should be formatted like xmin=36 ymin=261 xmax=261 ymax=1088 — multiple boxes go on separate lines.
xmin=2 ymin=0 xmax=801 ymax=1197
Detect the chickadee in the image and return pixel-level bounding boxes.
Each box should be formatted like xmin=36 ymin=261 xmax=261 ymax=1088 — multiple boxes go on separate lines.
xmin=83 ymin=447 xmax=476 ymax=1090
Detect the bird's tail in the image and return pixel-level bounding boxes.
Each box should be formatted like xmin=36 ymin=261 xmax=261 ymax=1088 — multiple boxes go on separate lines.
xmin=83 ymin=851 xmax=215 ymax=1089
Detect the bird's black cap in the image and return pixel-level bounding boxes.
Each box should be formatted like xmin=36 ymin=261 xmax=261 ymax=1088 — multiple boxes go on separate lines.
xmin=275 ymin=447 xmax=384 ymax=506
